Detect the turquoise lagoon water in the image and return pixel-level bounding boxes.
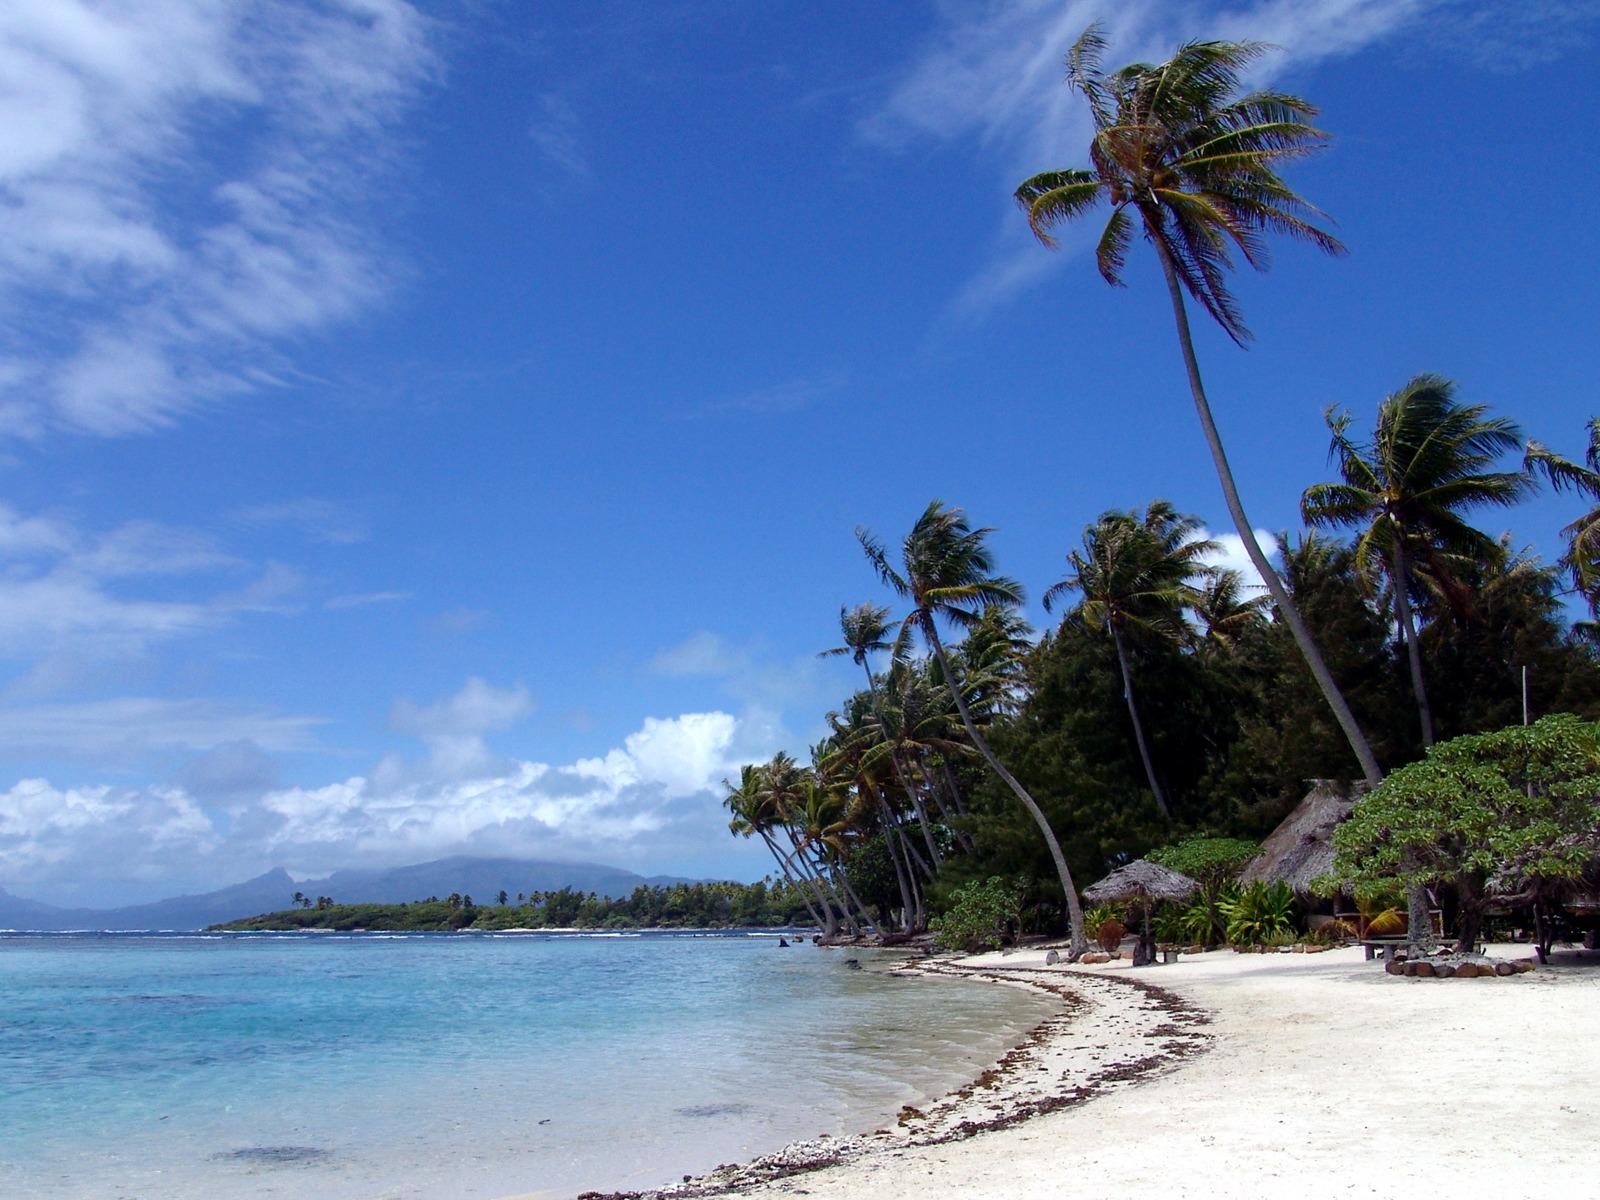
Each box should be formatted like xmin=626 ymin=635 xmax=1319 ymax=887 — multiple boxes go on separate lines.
xmin=0 ymin=932 xmax=1054 ymax=1199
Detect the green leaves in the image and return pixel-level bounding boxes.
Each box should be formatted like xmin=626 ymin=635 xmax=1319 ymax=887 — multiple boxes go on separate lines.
xmin=1332 ymin=714 xmax=1600 ymax=896
xmin=1016 ymin=24 xmax=1342 ymax=343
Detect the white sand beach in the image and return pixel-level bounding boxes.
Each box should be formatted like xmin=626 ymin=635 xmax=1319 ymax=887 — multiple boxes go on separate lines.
xmin=596 ymin=944 xmax=1600 ymax=1200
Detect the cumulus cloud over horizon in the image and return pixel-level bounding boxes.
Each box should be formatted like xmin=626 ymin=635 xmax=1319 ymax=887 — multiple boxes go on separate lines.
xmin=0 ymin=678 xmax=756 ymax=908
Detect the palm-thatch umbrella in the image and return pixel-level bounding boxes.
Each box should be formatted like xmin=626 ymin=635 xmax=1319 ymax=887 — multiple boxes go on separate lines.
xmin=1083 ymin=860 xmax=1199 ymax=966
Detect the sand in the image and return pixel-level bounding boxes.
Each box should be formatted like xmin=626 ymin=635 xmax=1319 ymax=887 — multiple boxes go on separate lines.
xmin=586 ymin=943 xmax=1600 ymax=1200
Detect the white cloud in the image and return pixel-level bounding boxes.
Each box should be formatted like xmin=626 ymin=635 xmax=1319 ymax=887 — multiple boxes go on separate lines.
xmin=1194 ymin=527 xmax=1280 ymax=595
xmin=649 ymin=631 xmax=752 ymax=678
xmin=860 ymin=0 xmax=1429 ymax=320
xmin=0 ymin=692 xmax=755 ymax=902
xmin=0 ymin=0 xmax=438 ymax=436
xmin=0 ymin=697 xmax=328 ymax=763
xmin=237 ymin=498 xmax=367 ymax=545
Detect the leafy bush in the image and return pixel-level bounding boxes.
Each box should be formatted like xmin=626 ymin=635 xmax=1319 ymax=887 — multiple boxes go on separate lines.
xmin=1219 ymin=881 xmax=1297 ymax=945
xmin=931 ymin=877 xmax=1023 ymax=953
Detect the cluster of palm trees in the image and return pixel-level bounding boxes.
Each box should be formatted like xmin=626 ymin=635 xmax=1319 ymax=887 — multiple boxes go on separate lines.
xmin=724 ymin=26 xmax=1600 ymax=954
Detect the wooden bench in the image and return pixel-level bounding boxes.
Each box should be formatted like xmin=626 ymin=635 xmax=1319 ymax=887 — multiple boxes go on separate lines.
xmin=1362 ymin=938 xmax=1409 ymax=961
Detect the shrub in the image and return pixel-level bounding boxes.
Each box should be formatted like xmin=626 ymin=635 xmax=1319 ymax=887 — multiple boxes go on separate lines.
xmin=1219 ymin=881 xmax=1297 ymax=945
xmin=931 ymin=877 xmax=1024 ymax=953
xmin=1095 ymin=918 xmax=1127 ymax=952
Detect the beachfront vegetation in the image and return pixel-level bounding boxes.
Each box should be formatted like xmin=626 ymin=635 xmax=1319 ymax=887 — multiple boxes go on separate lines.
xmin=1331 ymin=716 xmax=1600 ymax=950
xmin=712 ymin=26 xmax=1600 ymax=957
xmin=213 ymin=880 xmax=817 ymax=932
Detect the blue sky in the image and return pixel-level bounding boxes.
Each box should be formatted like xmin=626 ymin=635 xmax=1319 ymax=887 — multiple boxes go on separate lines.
xmin=1 ymin=0 xmax=1595 ymax=906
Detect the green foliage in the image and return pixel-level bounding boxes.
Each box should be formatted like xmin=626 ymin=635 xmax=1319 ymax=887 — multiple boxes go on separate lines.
xmin=1218 ymin=881 xmax=1297 ymax=945
xmin=1333 ymin=714 xmax=1600 ymax=899
xmin=930 ymin=877 xmax=1024 ymax=953
xmin=1146 ymin=837 xmax=1259 ymax=886
xmin=213 ymin=879 xmax=818 ymax=933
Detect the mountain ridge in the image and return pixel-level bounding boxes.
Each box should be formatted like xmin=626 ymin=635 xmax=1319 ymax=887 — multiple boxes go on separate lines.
xmin=0 ymin=858 xmax=702 ymax=931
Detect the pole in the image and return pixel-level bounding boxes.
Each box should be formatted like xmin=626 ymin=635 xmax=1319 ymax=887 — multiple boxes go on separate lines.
xmin=1522 ymin=665 xmax=1529 ymax=726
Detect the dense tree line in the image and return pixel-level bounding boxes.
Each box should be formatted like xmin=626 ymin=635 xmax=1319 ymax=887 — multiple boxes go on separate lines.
xmin=216 ymin=880 xmax=816 ymax=932
xmin=723 ymin=27 xmax=1600 ymax=954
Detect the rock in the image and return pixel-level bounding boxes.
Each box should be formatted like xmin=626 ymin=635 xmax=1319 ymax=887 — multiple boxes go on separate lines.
xmin=1434 ymin=962 xmax=1456 ymax=978
xmin=1414 ymin=961 xmax=1436 ymax=977
xmin=1495 ymin=961 xmax=1517 ymax=976
xmin=1080 ymin=951 xmax=1110 ymax=964
xmin=1385 ymin=959 xmax=1406 ymax=975
xmin=1516 ymin=958 xmax=1537 ymax=973
xmin=1454 ymin=962 xmax=1479 ymax=978
xmin=1045 ymin=949 xmax=1060 ymax=965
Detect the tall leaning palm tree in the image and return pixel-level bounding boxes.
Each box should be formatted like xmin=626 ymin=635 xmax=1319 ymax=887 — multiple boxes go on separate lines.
xmin=1302 ymin=374 xmax=1530 ymax=748
xmin=1015 ymin=25 xmax=1382 ymax=787
xmin=1044 ymin=501 xmax=1212 ymax=817
xmin=859 ymin=500 xmax=1088 ymax=956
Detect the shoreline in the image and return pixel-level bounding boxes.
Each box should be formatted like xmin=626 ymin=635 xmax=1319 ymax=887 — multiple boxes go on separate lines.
xmin=565 ymin=954 xmax=1214 ymax=1200
xmin=561 ymin=942 xmax=1600 ymax=1200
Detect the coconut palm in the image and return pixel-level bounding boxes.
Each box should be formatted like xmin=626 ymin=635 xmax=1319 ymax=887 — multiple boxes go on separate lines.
xmin=859 ymin=500 xmax=1087 ymax=955
xmin=1044 ymin=502 xmax=1213 ymax=817
xmin=1526 ymin=417 xmax=1600 ymax=618
xmin=723 ymin=763 xmax=826 ymax=931
xmin=1015 ymin=26 xmax=1382 ymax=786
xmin=1192 ymin=567 xmax=1268 ymax=649
xmin=820 ymin=602 xmax=945 ymax=866
xmin=1301 ymin=374 xmax=1530 ymax=748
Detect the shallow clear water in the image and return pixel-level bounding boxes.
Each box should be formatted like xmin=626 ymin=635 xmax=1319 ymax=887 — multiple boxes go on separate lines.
xmin=0 ymin=932 xmax=1055 ymax=1199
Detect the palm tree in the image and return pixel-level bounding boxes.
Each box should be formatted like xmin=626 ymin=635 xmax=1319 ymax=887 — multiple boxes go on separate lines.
xmin=1015 ymin=25 xmax=1382 ymax=786
xmin=1192 ymin=567 xmax=1268 ymax=649
xmin=820 ymin=602 xmax=945 ymax=867
xmin=859 ymin=500 xmax=1087 ymax=956
xmin=1301 ymin=374 xmax=1530 ymax=748
xmin=1526 ymin=417 xmax=1600 ymax=617
xmin=723 ymin=762 xmax=827 ymax=932
xmin=1044 ymin=501 xmax=1213 ymax=817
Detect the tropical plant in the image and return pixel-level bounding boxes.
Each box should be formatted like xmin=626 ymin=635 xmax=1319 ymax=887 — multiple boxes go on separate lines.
xmin=1332 ymin=714 xmax=1600 ymax=951
xmin=1044 ymin=502 xmax=1213 ymax=816
xmin=1218 ymin=880 xmax=1297 ymax=945
xmin=1147 ymin=836 xmax=1259 ymax=943
xmin=1191 ymin=567 xmax=1268 ymax=649
xmin=859 ymin=500 xmax=1088 ymax=955
xmin=1302 ymin=374 xmax=1531 ymax=748
xmin=1016 ymin=25 xmax=1382 ymax=786
xmin=931 ymin=876 xmax=1025 ymax=953
xmin=1526 ymin=417 xmax=1600 ymax=620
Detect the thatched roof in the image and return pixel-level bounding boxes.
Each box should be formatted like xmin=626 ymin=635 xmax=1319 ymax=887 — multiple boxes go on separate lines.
xmin=1083 ymin=859 xmax=1199 ymax=904
xmin=1238 ymin=778 xmax=1367 ymax=896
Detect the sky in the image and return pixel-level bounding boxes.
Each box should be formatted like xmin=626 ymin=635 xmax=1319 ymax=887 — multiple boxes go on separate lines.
xmin=1 ymin=0 xmax=1596 ymax=907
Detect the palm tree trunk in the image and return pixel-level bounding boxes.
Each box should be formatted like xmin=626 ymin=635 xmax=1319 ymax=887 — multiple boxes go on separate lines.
xmin=858 ymin=662 xmax=945 ymax=868
xmin=1391 ymin=540 xmax=1435 ymax=747
xmin=781 ymin=830 xmax=838 ymax=936
xmin=923 ymin=617 xmax=1087 ymax=956
xmin=867 ymin=783 xmax=915 ymax=931
xmin=758 ymin=829 xmax=824 ymax=931
xmin=1110 ymin=623 xmax=1170 ymax=818
xmin=919 ymin=748 xmax=975 ymax=851
xmin=1153 ymin=237 xmax=1383 ymax=787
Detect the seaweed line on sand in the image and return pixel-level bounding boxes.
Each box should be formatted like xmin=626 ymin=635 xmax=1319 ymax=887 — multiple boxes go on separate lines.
xmin=574 ymin=961 xmax=1214 ymax=1200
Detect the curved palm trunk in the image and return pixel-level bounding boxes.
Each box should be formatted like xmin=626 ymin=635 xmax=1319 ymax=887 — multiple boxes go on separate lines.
xmin=780 ymin=830 xmax=839 ymax=936
xmin=1110 ymin=622 xmax=1170 ymax=818
xmin=1153 ymin=238 xmax=1383 ymax=787
xmin=1390 ymin=540 xmax=1435 ymax=748
xmin=758 ymin=828 xmax=824 ymax=931
xmin=858 ymin=662 xmax=945 ymax=869
xmin=924 ymin=619 xmax=1087 ymax=956
xmin=866 ymin=781 xmax=916 ymax=931
xmin=919 ymin=747 xmax=975 ymax=852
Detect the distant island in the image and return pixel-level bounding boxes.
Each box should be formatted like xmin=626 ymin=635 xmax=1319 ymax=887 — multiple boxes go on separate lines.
xmin=212 ymin=879 xmax=817 ymax=932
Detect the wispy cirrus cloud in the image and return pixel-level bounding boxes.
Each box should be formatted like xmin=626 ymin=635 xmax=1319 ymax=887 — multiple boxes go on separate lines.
xmin=860 ymin=0 xmax=1508 ymax=323
xmin=0 ymin=0 xmax=439 ymax=437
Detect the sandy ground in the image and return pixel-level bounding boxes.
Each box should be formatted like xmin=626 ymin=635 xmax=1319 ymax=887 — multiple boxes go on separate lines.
xmin=600 ymin=943 xmax=1600 ymax=1200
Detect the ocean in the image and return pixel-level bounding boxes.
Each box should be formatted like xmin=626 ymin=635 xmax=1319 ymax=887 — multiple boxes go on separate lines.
xmin=0 ymin=932 xmax=1054 ymax=1199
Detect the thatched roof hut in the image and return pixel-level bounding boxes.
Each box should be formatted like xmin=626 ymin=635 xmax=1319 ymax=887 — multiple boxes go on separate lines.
xmin=1084 ymin=859 xmax=1199 ymax=905
xmin=1238 ymin=778 xmax=1368 ymax=896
